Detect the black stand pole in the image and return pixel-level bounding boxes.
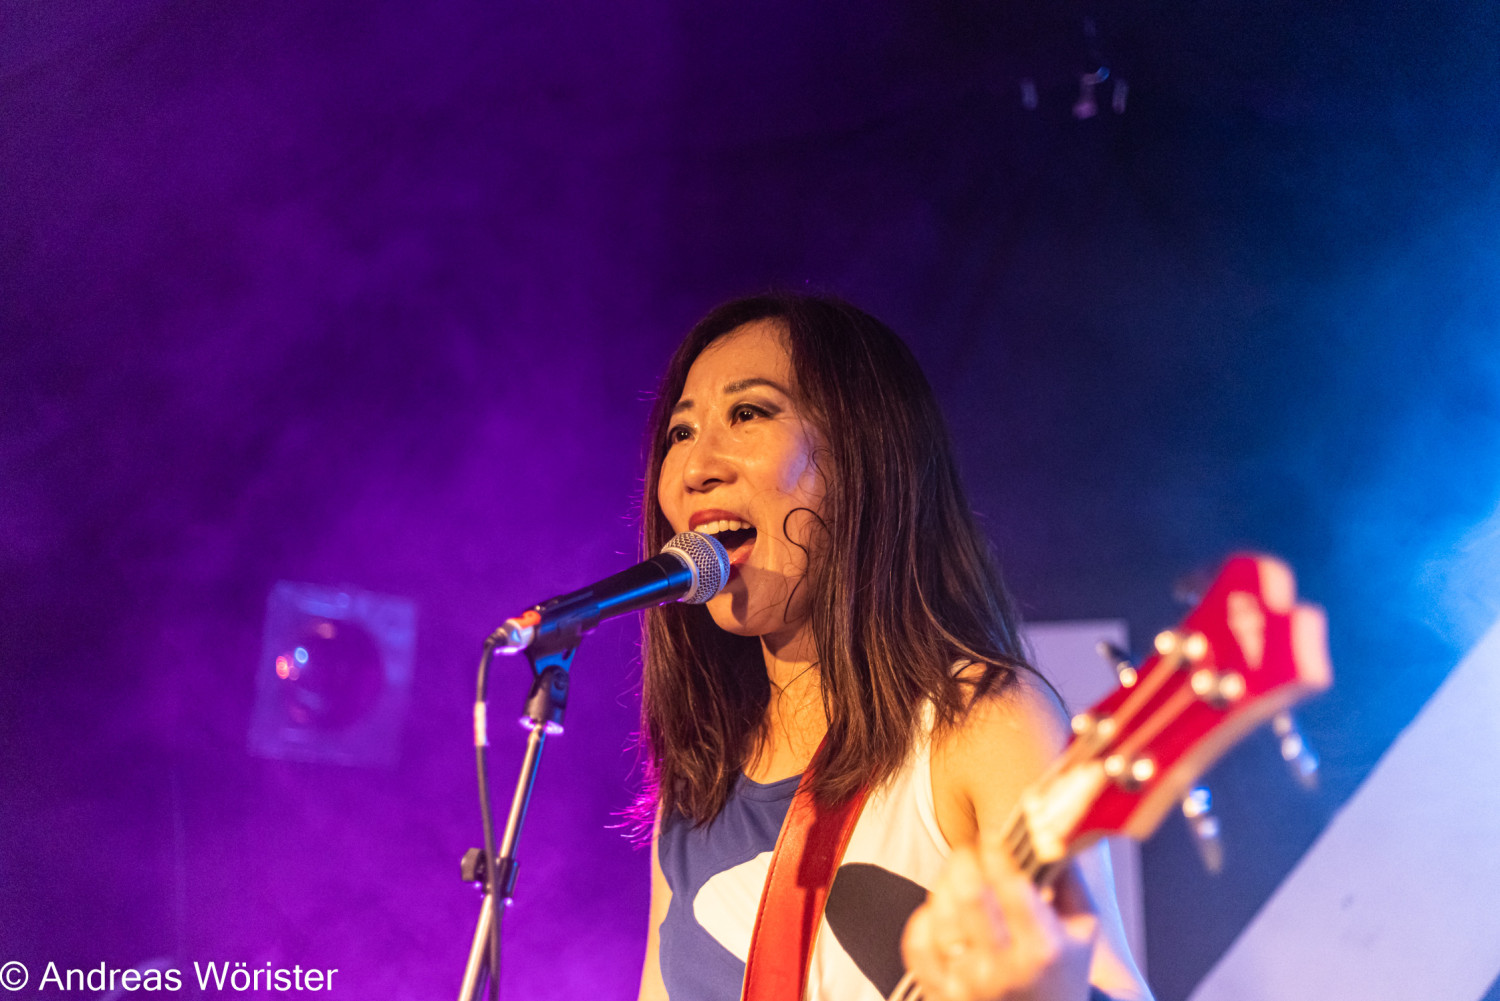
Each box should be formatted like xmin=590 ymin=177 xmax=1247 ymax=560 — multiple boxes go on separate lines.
xmin=457 ymin=637 xmax=576 ymax=1001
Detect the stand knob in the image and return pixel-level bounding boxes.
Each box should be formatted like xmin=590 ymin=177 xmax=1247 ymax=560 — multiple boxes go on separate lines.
xmin=461 ymin=848 xmax=487 ymax=885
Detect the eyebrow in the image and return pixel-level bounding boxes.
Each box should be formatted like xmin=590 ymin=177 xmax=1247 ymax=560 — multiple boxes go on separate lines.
xmin=671 ymin=377 xmax=791 ymax=415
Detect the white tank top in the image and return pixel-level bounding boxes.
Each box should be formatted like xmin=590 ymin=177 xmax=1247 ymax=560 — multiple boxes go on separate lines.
xmin=808 ymin=718 xmax=951 ymax=999
xmin=665 ymin=712 xmax=951 ymax=1000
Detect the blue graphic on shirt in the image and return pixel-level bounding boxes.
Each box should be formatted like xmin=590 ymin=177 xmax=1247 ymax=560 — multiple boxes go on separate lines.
xmin=657 ymin=773 xmax=797 ymax=1000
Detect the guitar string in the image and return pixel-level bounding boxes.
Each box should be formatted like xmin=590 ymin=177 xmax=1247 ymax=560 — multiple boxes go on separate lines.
xmin=1056 ymin=640 xmax=1188 ymax=773
xmin=1111 ymin=685 xmax=1198 ymax=764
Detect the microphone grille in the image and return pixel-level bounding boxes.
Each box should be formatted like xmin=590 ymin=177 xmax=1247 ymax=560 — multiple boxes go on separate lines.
xmin=662 ymin=531 xmax=730 ymax=604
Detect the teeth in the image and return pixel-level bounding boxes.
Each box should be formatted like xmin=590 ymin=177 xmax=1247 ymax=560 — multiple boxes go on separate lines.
xmin=697 ymin=519 xmax=751 ymax=536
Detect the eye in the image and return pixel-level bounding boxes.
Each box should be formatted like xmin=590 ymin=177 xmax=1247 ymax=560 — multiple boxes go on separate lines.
xmin=731 ymin=403 xmax=769 ymax=423
xmin=665 ymin=423 xmax=693 ymax=445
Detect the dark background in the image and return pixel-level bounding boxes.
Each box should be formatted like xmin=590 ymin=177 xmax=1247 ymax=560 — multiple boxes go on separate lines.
xmin=4 ymin=2 xmax=1499 ymax=998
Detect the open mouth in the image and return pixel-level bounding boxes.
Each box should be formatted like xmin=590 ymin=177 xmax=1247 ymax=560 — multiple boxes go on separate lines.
xmin=694 ymin=519 xmax=758 ymax=567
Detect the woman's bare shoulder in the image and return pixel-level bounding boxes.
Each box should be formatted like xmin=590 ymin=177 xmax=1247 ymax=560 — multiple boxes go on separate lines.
xmin=930 ymin=665 xmax=1072 ymax=846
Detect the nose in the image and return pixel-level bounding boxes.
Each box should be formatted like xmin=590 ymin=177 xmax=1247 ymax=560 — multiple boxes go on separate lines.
xmin=681 ymin=423 xmax=735 ymax=493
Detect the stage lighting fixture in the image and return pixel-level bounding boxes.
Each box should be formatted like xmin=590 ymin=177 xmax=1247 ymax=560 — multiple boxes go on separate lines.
xmin=248 ymin=581 xmax=416 ymax=767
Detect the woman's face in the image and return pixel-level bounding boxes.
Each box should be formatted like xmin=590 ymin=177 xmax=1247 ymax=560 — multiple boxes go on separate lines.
xmin=657 ymin=319 xmax=827 ymax=646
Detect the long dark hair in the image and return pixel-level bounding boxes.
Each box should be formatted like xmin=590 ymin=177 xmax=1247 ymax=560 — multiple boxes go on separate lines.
xmin=637 ymin=293 xmax=1034 ymax=828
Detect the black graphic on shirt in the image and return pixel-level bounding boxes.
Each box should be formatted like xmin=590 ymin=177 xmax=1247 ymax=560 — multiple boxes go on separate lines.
xmin=823 ymin=862 xmax=927 ymax=997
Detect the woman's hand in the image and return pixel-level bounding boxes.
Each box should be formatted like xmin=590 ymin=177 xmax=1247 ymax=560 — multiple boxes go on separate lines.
xmin=900 ymin=838 xmax=1098 ymax=1001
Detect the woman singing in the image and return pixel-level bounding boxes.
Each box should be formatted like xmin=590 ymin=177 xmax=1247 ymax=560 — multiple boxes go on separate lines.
xmin=635 ymin=294 xmax=1151 ymax=1001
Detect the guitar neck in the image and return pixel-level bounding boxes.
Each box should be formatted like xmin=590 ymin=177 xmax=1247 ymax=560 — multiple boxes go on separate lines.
xmin=888 ymin=555 xmax=1331 ymax=1001
xmin=1001 ymin=804 xmax=1068 ymax=886
xmin=1002 ymin=554 xmax=1332 ymax=882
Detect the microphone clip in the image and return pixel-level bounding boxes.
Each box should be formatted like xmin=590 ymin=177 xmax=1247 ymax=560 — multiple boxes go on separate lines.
xmin=522 ymin=644 xmax=574 ymax=735
xmin=486 ymin=611 xmax=577 ymax=732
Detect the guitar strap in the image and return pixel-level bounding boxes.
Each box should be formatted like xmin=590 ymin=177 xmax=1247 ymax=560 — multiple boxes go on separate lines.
xmin=739 ymin=763 xmax=871 ymax=1001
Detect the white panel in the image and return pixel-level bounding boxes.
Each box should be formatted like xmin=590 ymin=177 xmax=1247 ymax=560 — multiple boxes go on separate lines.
xmin=1190 ymin=617 xmax=1500 ymax=1001
xmin=1025 ymin=619 xmax=1147 ymax=974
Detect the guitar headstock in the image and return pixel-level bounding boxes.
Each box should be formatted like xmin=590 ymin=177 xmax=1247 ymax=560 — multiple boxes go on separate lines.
xmin=1021 ymin=554 xmax=1332 ymax=863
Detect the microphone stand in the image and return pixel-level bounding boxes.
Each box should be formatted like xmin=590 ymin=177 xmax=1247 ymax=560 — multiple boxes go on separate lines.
xmin=452 ymin=533 xmax=724 ymax=999
xmin=457 ymin=630 xmax=578 ymax=1001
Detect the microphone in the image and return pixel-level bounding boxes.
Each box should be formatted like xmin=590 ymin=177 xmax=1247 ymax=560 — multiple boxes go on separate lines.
xmin=495 ymin=531 xmax=730 ymax=654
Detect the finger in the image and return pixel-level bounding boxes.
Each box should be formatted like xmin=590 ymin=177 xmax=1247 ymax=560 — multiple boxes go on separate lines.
xmin=903 ymin=901 xmax=971 ymax=1001
xmin=901 ymin=902 xmax=943 ymax=997
xmin=931 ymin=848 xmax=992 ymax=937
xmin=932 ymin=849 xmax=993 ymax=990
xmin=980 ymin=843 xmax=1063 ymax=958
xmin=939 ymin=850 xmax=1030 ymax=998
xmin=934 ymin=844 xmax=986 ymax=905
xmin=940 ymin=884 xmax=1009 ymax=992
xmin=904 ymin=850 xmax=1011 ymax=1001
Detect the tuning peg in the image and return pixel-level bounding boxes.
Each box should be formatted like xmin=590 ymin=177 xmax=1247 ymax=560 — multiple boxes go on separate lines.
xmin=1272 ymin=711 xmax=1320 ymax=790
xmin=1095 ymin=641 xmax=1138 ymax=687
xmin=1181 ymin=786 xmax=1224 ymax=874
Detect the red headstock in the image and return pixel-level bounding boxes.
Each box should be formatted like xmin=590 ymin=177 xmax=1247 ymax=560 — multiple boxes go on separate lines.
xmin=1019 ymin=554 xmax=1333 ymax=864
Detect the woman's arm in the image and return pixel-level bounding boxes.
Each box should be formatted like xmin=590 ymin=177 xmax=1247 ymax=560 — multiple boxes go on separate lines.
xmin=638 ymin=824 xmax=672 ymax=1001
xmin=911 ymin=670 xmax=1152 ymax=1001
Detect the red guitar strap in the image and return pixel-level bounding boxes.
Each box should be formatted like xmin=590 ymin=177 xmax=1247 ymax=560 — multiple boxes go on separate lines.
xmin=740 ymin=767 xmax=871 ymax=1001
